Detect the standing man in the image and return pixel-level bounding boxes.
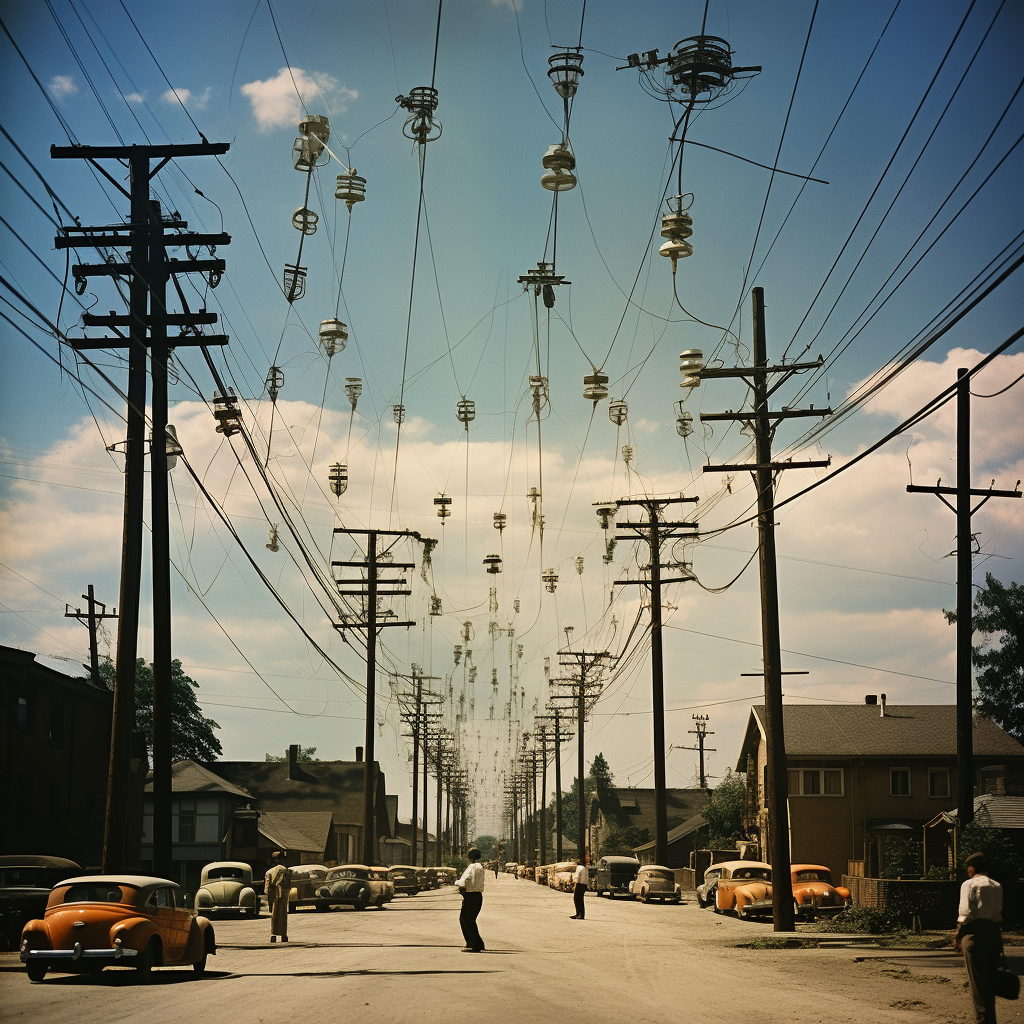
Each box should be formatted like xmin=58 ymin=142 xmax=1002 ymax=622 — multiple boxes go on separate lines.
xmin=455 ymin=846 xmax=485 ymax=952
xmin=570 ymin=857 xmax=588 ymax=919
xmin=954 ymin=852 xmax=1003 ymax=1024
xmin=264 ymin=851 xmax=292 ymax=944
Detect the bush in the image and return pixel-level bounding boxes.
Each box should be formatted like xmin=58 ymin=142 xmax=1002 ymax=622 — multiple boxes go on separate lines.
xmin=816 ymin=906 xmax=903 ymax=934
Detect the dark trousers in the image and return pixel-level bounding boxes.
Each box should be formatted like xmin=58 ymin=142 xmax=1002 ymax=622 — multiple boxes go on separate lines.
xmin=573 ymin=883 xmax=586 ymax=919
xmin=460 ymin=891 xmax=484 ymax=950
xmin=961 ymin=920 xmax=1002 ymax=1024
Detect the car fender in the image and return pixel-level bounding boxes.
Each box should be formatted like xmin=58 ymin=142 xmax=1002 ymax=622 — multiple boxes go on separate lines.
xmin=185 ymin=917 xmax=215 ymax=960
xmin=20 ymin=919 xmax=52 ymax=951
xmin=238 ymin=886 xmax=256 ymax=909
xmin=194 ymin=887 xmax=214 ymax=910
xmin=716 ymin=886 xmax=734 ymax=910
xmin=109 ymin=915 xmax=159 ymax=951
xmin=835 ymin=886 xmax=850 ymax=901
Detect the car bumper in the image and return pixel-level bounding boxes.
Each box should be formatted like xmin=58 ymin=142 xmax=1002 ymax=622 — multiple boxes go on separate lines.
xmin=741 ymin=899 xmax=774 ymax=914
xmin=796 ymin=902 xmax=847 ymax=917
xmin=21 ymin=943 xmax=139 ymax=964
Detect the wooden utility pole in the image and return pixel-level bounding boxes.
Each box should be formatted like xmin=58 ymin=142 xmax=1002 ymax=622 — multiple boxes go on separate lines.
xmin=614 ymin=495 xmax=698 ymax=865
xmin=699 ymin=286 xmax=830 ymax=931
xmin=334 ymin=528 xmax=426 ymax=864
xmin=907 ymin=368 xmax=1021 ymax=824
xmin=537 ymin=703 xmax=574 ymax=860
xmin=65 ymin=585 xmax=118 ymax=686
xmin=53 ymin=141 xmax=230 ymax=875
xmin=682 ymin=715 xmax=716 ymax=790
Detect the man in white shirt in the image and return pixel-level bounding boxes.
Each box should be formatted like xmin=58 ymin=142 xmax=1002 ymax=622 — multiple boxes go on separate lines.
xmin=455 ymin=846 xmax=485 ymax=952
xmin=954 ymin=852 xmax=1003 ymax=1024
xmin=570 ymin=858 xmax=588 ymax=919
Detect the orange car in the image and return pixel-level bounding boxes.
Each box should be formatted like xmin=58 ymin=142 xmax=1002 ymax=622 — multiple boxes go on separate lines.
xmin=20 ymin=875 xmax=215 ymax=982
xmin=712 ymin=860 xmax=774 ymax=919
xmin=791 ymin=864 xmax=850 ymax=919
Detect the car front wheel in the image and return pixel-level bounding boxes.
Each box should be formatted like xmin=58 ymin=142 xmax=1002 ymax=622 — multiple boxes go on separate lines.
xmin=26 ymin=961 xmax=46 ymax=983
xmin=135 ymin=940 xmax=156 ymax=980
xmin=193 ymin=951 xmax=208 ymax=975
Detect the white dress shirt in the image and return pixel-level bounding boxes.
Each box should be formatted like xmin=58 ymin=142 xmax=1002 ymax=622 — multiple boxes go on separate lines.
xmin=957 ymin=872 xmax=1002 ymax=925
xmin=457 ymin=862 xmax=486 ymax=893
xmin=574 ymin=864 xmax=589 ymax=886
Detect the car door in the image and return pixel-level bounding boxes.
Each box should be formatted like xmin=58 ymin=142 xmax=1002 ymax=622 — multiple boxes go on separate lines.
xmin=150 ymin=886 xmax=185 ymax=961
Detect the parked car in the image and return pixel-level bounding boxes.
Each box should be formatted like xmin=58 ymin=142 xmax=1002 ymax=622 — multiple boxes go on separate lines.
xmin=791 ymin=864 xmax=850 ymax=919
xmin=695 ymin=862 xmax=725 ymax=908
xmin=194 ymin=862 xmax=258 ymax=917
xmin=629 ymin=865 xmax=681 ymax=904
xmin=435 ymin=866 xmax=457 ymax=886
xmin=388 ymin=865 xmax=421 ymax=896
xmin=503 ymin=862 xmax=519 ymax=875
xmin=316 ymin=865 xmax=394 ymax=910
xmin=548 ymin=861 xmax=576 ymax=892
xmin=0 ymin=855 xmax=81 ymax=952
xmin=591 ymin=856 xmax=640 ymax=898
xmin=288 ymin=864 xmax=329 ymax=909
xmin=535 ymin=864 xmax=550 ymax=885
xmin=711 ymin=860 xmax=773 ymax=919
xmin=19 ymin=875 xmax=215 ymax=982
xmin=517 ymin=864 xmax=533 ymax=879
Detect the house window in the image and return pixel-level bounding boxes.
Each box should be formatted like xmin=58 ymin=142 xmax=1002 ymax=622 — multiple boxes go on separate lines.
xmin=890 ymin=768 xmax=911 ymax=796
xmin=928 ymin=768 xmax=950 ymax=798
xmin=789 ymin=768 xmax=844 ymax=796
xmin=178 ymin=811 xmax=196 ymax=843
xmin=18 ymin=695 xmax=35 ymax=732
xmin=49 ymin=702 xmax=64 ymax=746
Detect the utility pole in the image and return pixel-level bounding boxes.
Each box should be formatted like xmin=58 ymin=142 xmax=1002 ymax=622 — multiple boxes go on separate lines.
xmin=698 ymin=286 xmax=830 ymax=931
xmin=334 ymin=528 xmax=426 ymax=864
xmin=398 ymin=667 xmax=442 ymax=865
xmin=552 ymin=650 xmax=611 ymax=864
xmin=65 ymin=585 xmax=118 ymax=686
xmin=614 ymin=495 xmax=698 ymax=865
xmin=53 ymin=141 xmax=230 ymax=876
xmin=907 ymin=368 xmax=1021 ymax=824
xmin=682 ymin=715 xmax=716 ymax=790
xmin=536 ymin=705 xmax=574 ymax=861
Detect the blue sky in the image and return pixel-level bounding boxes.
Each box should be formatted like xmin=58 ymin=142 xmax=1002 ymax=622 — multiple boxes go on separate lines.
xmin=1 ymin=0 xmax=1022 ymax=836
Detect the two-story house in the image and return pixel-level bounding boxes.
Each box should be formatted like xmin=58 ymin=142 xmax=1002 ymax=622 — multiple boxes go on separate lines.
xmin=737 ymin=697 xmax=1024 ymax=883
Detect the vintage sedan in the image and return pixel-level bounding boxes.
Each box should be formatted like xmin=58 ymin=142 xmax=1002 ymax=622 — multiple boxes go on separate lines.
xmin=194 ymin=862 xmax=258 ymax=917
xmin=1 ymin=855 xmax=81 ymax=952
xmin=388 ymin=865 xmax=421 ymax=896
xmin=628 ymin=865 xmax=681 ymax=904
xmin=535 ymin=864 xmax=550 ymax=885
xmin=791 ymin=864 xmax=850 ymax=919
xmin=288 ymin=864 xmax=329 ymax=909
xmin=20 ymin=875 xmax=215 ymax=982
xmin=712 ymin=860 xmax=774 ymax=919
xmin=548 ymin=861 xmax=576 ymax=892
xmin=591 ymin=856 xmax=640 ymax=898
xmin=316 ymin=865 xmax=394 ymax=910
xmin=436 ymin=867 xmax=457 ymax=887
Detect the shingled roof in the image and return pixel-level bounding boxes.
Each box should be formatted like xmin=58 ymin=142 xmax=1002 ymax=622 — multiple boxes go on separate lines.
xmin=592 ymin=786 xmax=709 ymax=835
xmin=258 ymin=810 xmax=334 ymax=854
xmin=144 ymin=759 xmax=252 ymax=800
xmin=737 ymin=704 xmax=1024 ymax=768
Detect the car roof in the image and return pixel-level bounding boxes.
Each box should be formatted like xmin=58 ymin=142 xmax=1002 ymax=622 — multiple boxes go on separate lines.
xmin=333 ymin=864 xmax=369 ymax=871
xmin=291 ymin=863 xmax=327 ymax=871
xmin=791 ymin=863 xmax=831 ymax=872
xmin=203 ymin=861 xmax=251 ymax=871
xmin=639 ymin=864 xmax=673 ymax=872
xmin=56 ymin=875 xmax=179 ymax=891
xmin=0 ymin=855 xmax=82 ymax=870
xmin=601 ymin=856 xmax=640 ymax=865
xmin=709 ymin=860 xmax=772 ymax=872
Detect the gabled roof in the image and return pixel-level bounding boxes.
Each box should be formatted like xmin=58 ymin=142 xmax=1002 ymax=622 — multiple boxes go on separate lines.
xmin=632 ymin=811 xmax=710 ymax=853
xmin=737 ymin=704 xmax=1024 ymax=768
xmin=258 ymin=810 xmax=334 ymax=854
xmin=144 ymin=759 xmax=251 ymax=799
xmin=591 ymin=787 xmax=709 ymax=835
xmin=928 ymin=794 xmax=1024 ymax=831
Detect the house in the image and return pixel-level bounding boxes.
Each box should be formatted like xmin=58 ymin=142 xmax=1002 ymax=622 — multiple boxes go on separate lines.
xmin=736 ymin=697 xmax=1024 ymax=884
xmin=141 ymin=759 xmax=254 ymax=889
xmin=1 ymin=645 xmax=113 ymax=867
xmin=632 ymin=811 xmax=711 ymax=867
xmin=203 ymin=745 xmax=392 ymax=868
xmin=587 ymin=787 xmax=710 ymax=867
xmin=389 ymin=820 xmax=438 ymax=865
xmin=925 ymin=794 xmax=1024 ymax=871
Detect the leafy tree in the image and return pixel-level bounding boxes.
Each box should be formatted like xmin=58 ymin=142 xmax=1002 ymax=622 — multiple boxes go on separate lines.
xmin=957 ymin=822 xmax=1024 ymax=882
xmin=601 ymin=824 xmax=650 ymax=857
xmin=701 ymin=769 xmax=746 ymax=848
xmin=100 ymin=657 xmax=222 ymax=762
xmin=265 ymin=745 xmax=318 ymax=762
xmin=471 ymin=835 xmax=501 ymax=859
xmin=945 ymin=574 xmax=1024 ymax=742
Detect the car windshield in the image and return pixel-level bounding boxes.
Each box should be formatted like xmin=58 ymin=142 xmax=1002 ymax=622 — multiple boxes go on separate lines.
xmin=208 ymin=867 xmax=245 ymax=880
xmin=0 ymin=868 xmax=53 ymax=887
xmin=63 ymin=884 xmax=123 ymax=903
xmin=795 ymin=870 xmax=830 ymax=882
xmin=331 ymin=869 xmax=364 ymax=879
xmin=732 ymin=868 xmax=771 ymax=881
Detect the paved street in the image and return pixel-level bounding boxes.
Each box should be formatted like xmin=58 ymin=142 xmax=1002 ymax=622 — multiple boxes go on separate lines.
xmin=3 ymin=874 xmax=1021 ymax=1024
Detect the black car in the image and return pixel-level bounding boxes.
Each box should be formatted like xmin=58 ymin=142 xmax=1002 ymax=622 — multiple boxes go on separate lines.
xmin=0 ymin=855 xmax=81 ymax=950
xmin=591 ymin=856 xmax=641 ymax=898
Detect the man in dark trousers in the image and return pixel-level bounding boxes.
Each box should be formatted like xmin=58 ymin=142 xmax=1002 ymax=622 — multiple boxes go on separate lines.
xmin=456 ymin=846 xmax=485 ymax=952
xmin=955 ymin=852 xmax=1004 ymax=1024
xmin=570 ymin=857 xmax=588 ymax=919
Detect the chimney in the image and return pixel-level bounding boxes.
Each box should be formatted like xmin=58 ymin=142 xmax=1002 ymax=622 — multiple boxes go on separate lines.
xmin=288 ymin=743 xmax=299 ymax=780
xmin=880 ymin=693 xmax=887 ymax=717
xmin=864 ymin=694 xmax=877 ymax=706
xmin=355 ymin=745 xmax=364 ymax=762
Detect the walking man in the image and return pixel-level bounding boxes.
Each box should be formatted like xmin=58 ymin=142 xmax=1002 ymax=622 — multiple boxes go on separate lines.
xmin=954 ymin=852 xmax=1003 ymax=1024
xmin=264 ymin=851 xmax=292 ymax=944
xmin=570 ymin=857 xmax=588 ymax=919
xmin=456 ymin=846 xmax=485 ymax=952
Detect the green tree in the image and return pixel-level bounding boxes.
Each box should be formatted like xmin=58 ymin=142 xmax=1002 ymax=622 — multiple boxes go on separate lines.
xmin=549 ymin=752 xmax=614 ymax=846
xmin=101 ymin=657 xmax=222 ymax=762
xmin=471 ymin=835 xmax=500 ymax=858
xmin=701 ymin=769 xmax=746 ymax=848
xmin=945 ymin=574 xmax=1024 ymax=742
xmin=265 ymin=745 xmax=318 ymax=762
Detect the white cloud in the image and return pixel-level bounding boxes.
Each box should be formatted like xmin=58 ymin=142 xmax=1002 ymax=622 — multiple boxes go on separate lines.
xmin=125 ymin=92 xmax=145 ymax=104
xmin=241 ymin=67 xmax=357 ymax=131
xmin=49 ymin=75 xmax=78 ymax=100
xmin=160 ymin=86 xmax=211 ymax=110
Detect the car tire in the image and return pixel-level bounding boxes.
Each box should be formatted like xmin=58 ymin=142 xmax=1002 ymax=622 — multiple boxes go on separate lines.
xmin=26 ymin=961 xmax=47 ymax=983
xmin=135 ymin=939 xmax=156 ymax=980
xmin=193 ymin=950 xmax=208 ymax=975
xmin=248 ymin=905 xmax=259 ymax=918
xmin=315 ymin=901 xmax=329 ymax=912
xmin=639 ymin=889 xmax=648 ymax=903
xmin=355 ymin=893 xmax=370 ymax=911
